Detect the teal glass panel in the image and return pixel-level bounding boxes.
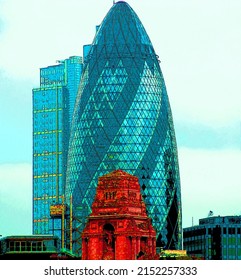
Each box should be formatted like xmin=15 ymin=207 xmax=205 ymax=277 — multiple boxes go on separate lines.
xmin=32 ymin=57 xmax=83 ymax=239
xmin=65 ymin=2 xmax=182 ymax=254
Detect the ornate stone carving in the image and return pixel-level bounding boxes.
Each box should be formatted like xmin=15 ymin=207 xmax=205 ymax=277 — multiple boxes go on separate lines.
xmin=137 ymin=222 xmax=148 ymax=230
xmin=82 ymin=170 xmax=156 ymax=260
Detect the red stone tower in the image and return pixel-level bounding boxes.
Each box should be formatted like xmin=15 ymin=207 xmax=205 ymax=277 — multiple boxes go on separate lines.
xmin=81 ymin=170 xmax=157 ymax=260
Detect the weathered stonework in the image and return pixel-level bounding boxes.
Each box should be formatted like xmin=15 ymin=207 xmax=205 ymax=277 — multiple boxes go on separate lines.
xmin=81 ymin=170 xmax=157 ymax=260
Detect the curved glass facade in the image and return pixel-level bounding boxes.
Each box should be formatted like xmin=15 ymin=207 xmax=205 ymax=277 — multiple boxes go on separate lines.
xmin=66 ymin=1 xmax=182 ymax=252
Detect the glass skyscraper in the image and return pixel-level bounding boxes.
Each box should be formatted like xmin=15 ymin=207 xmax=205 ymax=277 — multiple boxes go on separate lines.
xmin=32 ymin=56 xmax=83 ymax=238
xmin=65 ymin=1 xmax=182 ymax=254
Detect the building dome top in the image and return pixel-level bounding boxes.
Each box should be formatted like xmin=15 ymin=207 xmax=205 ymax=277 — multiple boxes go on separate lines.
xmin=88 ymin=0 xmax=154 ymax=59
xmin=115 ymin=1 xmax=127 ymax=4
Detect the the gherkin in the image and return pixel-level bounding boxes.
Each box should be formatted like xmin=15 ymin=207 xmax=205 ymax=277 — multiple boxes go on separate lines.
xmin=66 ymin=1 xmax=182 ymax=253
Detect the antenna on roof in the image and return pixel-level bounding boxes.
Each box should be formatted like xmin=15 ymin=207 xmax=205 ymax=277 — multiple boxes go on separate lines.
xmin=113 ymin=0 xmax=116 ymax=4
xmin=208 ymin=210 xmax=214 ymax=217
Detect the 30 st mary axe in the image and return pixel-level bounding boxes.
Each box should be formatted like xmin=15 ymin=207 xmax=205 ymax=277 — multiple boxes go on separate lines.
xmin=65 ymin=2 xmax=182 ymax=253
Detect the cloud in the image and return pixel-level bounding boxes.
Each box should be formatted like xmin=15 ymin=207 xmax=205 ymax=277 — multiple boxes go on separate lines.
xmin=0 ymin=163 xmax=32 ymax=236
xmin=0 ymin=0 xmax=240 ymax=127
xmin=0 ymin=0 xmax=110 ymax=79
xmin=0 ymin=72 xmax=32 ymax=164
xmin=143 ymin=0 xmax=241 ymax=127
xmin=175 ymin=121 xmax=241 ymax=150
xmin=1 ymin=150 xmax=240 ymax=236
xmin=179 ymin=148 xmax=241 ymax=228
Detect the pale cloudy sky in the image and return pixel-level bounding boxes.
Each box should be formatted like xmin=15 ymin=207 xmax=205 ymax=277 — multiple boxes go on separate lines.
xmin=0 ymin=0 xmax=241 ymax=237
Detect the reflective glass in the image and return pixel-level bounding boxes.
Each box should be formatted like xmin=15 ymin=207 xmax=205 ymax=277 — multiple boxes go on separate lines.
xmin=32 ymin=57 xmax=83 ymax=238
xmin=65 ymin=2 xmax=182 ymax=253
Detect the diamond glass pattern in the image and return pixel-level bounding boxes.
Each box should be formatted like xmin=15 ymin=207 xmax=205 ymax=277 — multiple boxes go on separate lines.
xmin=65 ymin=1 xmax=182 ymax=252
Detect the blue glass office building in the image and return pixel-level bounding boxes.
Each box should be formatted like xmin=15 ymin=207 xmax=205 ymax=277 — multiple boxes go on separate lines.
xmin=66 ymin=1 xmax=182 ymax=252
xmin=33 ymin=56 xmax=83 ymax=238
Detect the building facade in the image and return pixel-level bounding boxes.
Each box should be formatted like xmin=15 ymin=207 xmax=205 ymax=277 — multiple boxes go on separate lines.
xmin=82 ymin=170 xmax=157 ymax=260
xmin=183 ymin=216 xmax=241 ymax=260
xmin=65 ymin=1 xmax=182 ymax=254
xmin=32 ymin=56 xmax=83 ymax=239
xmin=0 ymin=235 xmax=60 ymax=260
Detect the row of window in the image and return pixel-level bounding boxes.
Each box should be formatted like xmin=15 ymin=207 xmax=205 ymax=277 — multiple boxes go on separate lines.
xmin=6 ymin=239 xmax=58 ymax=253
xmin=185 ymin=247 xmax=241 ymax=258
xmin=184 ymin=227 xmax=241 ymax=238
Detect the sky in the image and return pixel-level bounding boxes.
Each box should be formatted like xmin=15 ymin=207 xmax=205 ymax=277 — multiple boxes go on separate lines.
xmin=0 ymin=0 xmax=241 ymax=237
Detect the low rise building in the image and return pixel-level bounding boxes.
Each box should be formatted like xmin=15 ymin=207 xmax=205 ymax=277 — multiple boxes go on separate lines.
xmin=0 ymin=235 xmax=60 ymax=260
xmin=183 ymin=216 xmax=241 ymax=260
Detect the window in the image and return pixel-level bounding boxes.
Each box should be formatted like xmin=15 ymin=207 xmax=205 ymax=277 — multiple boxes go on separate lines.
xmin=21 ymin=241 xmax=26 ymax=251
xmin=105 ymin=191 xmax=116 ymax=200
xmin=9 ymin=241 xmax=14 ymax=251
xmin=15 ymin=241 xmax=20 ymax=251
xmin=26 ymin=241 xmax=31 ymax=251
xmin=238 ymin=248 xmax=241 ymax=258
xmin=32 ymin=242 xmax=37 ymax=251
xmin=223 ymin=247 xmax=227 ymax=258
xmin=229 ymin=237 xmax=236 ymax=246
xmin=228 ymin=248 xmax=235 ymax=257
